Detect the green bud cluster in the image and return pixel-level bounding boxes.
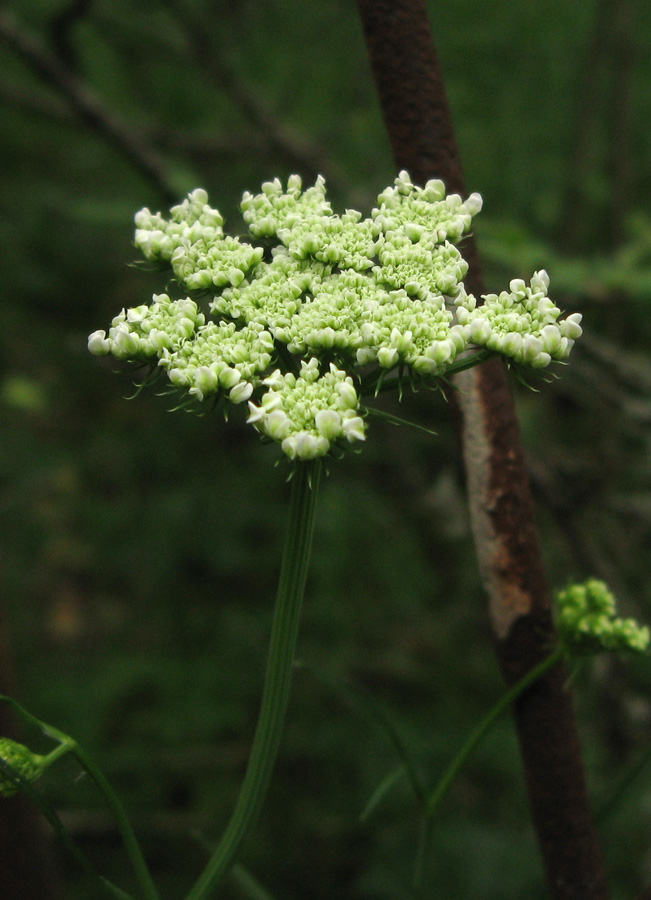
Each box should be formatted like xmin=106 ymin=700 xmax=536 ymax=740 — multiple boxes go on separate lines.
xmin=90 ymin=172 xmax=582 ymax=460
xmin=556 ymin=579 xmax=650 ymax=656
xmin=0 ymin=738 xmax=46 ymax=797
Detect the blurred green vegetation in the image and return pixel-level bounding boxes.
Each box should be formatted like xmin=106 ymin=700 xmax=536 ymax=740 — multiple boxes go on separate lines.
xmin=1 ymin=1 xmax=651 ymax=898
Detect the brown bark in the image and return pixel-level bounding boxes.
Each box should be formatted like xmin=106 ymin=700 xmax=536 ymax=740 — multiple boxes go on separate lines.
xmin=356 ymin=1 xmax=610 ymax=897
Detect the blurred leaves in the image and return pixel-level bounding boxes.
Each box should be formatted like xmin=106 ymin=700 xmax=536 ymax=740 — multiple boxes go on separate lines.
xmin=1 ymin=0 xmax=651 ymax=898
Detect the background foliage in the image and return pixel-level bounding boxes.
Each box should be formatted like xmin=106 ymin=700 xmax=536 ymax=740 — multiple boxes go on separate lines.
xmin=1 ymin=1 xmax=651 ymax=898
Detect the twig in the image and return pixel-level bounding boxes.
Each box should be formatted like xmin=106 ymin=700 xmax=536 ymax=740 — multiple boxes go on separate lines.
xmin=0 ymin=9 xmax=177 ymax=203
xmin=49 ymin=0 xmax=94 ymax=71
xmin=162 ymin=0 xmax=349 ymax=192
xmin=356 ymin=1 xmax=610 ymax=897
xmin=0 ymin=79 xmax=272 ymax=167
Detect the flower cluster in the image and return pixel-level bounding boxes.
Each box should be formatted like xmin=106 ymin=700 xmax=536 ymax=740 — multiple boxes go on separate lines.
xmin=556 ymin=579 xmax=650 ymax=656
xmin=89 ymin=172 xmax=583 ymax=460
xmin=455 ymin=271 xmax=583 ymax=368
xmin=247 ymin=358 xmax=366 ymax=460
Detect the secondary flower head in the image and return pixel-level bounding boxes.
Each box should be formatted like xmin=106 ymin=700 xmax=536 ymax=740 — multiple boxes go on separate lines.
xmin=556 ymin=579 xmax=650 ymax=656
xmin=455 ymin=270 xmax=582 ymax=368
xmin=90 ymin=173 xmax=582 ymax=460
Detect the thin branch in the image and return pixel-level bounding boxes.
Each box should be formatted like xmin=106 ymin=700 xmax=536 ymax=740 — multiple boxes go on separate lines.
xmin=0 ymin=79 xmax=74 ymax=123
xmin=0 ymin=10 xmax=177 ymax=203
xmin=0 ymin=78 xmax=274 ymax=166
xmin=49 ymin=0 xmax=95 ymax=72
xmin=162 ymin=0 xmax=349 ymax=192
xmin=356 ymin=1 xmax=610 ymax=898
xmin=606 ymin=0 xmax=638 ymax=243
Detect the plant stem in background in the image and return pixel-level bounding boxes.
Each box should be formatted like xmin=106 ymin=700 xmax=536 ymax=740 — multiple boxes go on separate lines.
xmin=413 ymin=645 xmax=564 ymax=889
xmin=0 ymin=697 xmax=160 ymax=900
xmin=0 ymin=609 xmax=59 ymax=900
xmin=185 ymin=459 xmax=322 ymax=900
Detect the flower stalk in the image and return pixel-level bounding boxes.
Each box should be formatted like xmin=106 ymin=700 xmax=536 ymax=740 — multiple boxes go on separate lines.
xmin=413 ymin=645 xmax=565 ymax=889
xmin=185 ymin=459 xmax=321 ymax=900
xmin=0 ymin=696 xmax=159 ymax=900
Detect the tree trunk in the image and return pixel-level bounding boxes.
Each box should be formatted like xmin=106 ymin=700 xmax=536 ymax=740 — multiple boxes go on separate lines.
xmin=356 ymin=1 xmax=610 ymax=897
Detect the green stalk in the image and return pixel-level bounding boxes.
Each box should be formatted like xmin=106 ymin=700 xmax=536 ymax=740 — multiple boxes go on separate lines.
xmin=69 ymin=740 xmax=161 ymax=900
xmin=0 ymin=695 xmax=159 ymax=900
xmin=186 ymin=459 xmax=322 ymax=900
xmin=413 ymin=645 xmax=564 ymax=889
xmin=359 ymin=349 xmax=496 ymax=398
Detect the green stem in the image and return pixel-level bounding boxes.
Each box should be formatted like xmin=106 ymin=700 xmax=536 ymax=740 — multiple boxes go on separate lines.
xmin=69 ymin=741 xmax=161 ymax=900
xmin=0 ymin=757 xmax=136 ymax=900
xmin=413 ymin=645 xmax=564 ymax=889
xmin=0 ymin=695 xmax=159 ymax=900
xmin=359 ymin=349 xmax=496 ymax=398
xmin=185 ymin=459 xmax=322 ymax=900
xmin=425 ymin=646 xmax=563 ymax=817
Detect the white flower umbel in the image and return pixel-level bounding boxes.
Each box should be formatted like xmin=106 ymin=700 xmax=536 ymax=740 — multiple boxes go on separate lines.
xmin=372 ymin=171 xmax=483 ymax=244
xmin=134 ymin=188 xmax=224 ymax=263
xmin=247 ymin=358 xmax=366 ymax=459
xmin=89 ymin=294 xmax=205 ymax=360
xmin=241 ymin=174 xmax=332 ymax=238
xmin=211 ymin=252 xmax=329 ymax=330
xmin=90 ymin=172 xmax=583 ymax=459
xmin=159 ymin=320 xmax=273 ymax=403
xmin=457 ymin=270 xmax=582 ymax=368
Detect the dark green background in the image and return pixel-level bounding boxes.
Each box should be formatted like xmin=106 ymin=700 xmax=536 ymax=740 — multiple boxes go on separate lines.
xmin=1 ymin=1 xmax=651 ymax=897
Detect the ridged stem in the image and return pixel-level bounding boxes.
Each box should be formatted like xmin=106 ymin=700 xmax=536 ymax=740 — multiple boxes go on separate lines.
xmin=185 ymin=459 xmax=322 ymax=900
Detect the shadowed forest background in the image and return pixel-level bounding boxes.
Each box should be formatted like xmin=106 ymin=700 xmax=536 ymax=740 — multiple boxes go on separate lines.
xmin=1 ymin=1 xmax=651 ymax=898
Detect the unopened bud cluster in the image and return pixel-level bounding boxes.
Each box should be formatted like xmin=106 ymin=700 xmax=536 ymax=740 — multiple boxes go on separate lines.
xmin=0 ymin=738 xmax=46 ymax=797
xmin=89 ymin=173 xmax=582 ymax=459
xmin=556 ymin=579 xmax=650 ymax=656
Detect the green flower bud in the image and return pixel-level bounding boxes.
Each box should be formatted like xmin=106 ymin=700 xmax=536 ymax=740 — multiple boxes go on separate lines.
xmin=341 ymin=415 xmax=366 ymax=442
xmin=315 ymin=409 xmax=342 ymax=440
xmin=168 ymin=368 xmax=190 ymax=387
xmin=192 ymin=366 xmax=219 ymax=400
xmin=229 ymin=381 xmax=254 ymax=404
xmin=560 ymin=312 xmax=583 ymax=340
xmin=0 ymin=739 xmax=46 ymax=797
xmin=540 ymin=325 xmax=562 ymax=355
xmin=336 ymin=381 xmax=358 ymax=409
xmin=464 ymin=192 xmax=483 ymax=216
xmin=522 ymin=334 xmax=543 ymax=364
xmin=218 ymin=367 xmax=241 ymax=390
xmin=265 ymin=409 xmax=292 ymax=440
xmin=530 ymin=269 xmax=550 ymax=294
xmin=113 ymin=327 xmax=141 ymax=357
xmin=468 ymin=317 xmax=491 ymax=346
xmin=88 ymin=330 xmax=110 ymax=356
xmin=427 ymin=339 xmax=455 ymax=365
xmin=377 ymin=346 xmax=399 ymax=368
xmin=500 ymin=332 xmax=524 ymax=358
